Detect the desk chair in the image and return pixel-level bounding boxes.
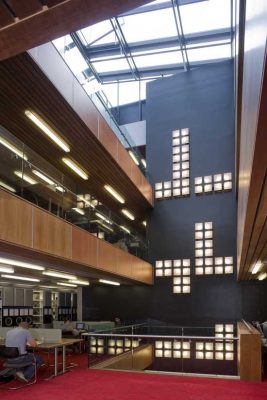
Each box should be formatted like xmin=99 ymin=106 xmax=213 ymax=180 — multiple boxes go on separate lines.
xmin=0 ymin=347 xmax=37 ymax=390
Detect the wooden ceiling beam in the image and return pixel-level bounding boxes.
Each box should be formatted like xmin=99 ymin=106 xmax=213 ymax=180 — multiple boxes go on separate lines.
xmin=0 ymin=0 xmax=150 ymax=61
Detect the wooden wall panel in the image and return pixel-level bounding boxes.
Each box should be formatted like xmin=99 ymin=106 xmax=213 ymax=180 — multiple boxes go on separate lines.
xmin=116 ymin=248 xmax=132 ymax=278
xmin=141 ymin=261 xmax=154 ymax=284
xmin=98 ymin=116 xmax=118 ymax=161
xmin=118 ymin=145 xmax=132 ymax=177
xmin=131 ymin=163 xmax=143 ymax=190
xmin=0 ymin=189 xmax=153 ymax=284
xmin=0 ymin=189 xmax=32 ymax=248
xmin=33 ymin=208 xmax=72 ymax=259
xmin=237 ymin=0 xmax=267 ymax=278
xmin=142 ymin=175 xmax=154 ymax=205
xmin=238 ymin=321 xmax=262 ymax=381
xmin=98 ymin=239 xmax=117 ymax=273
xmin=72 ymin=226 xmax=98 ymax=267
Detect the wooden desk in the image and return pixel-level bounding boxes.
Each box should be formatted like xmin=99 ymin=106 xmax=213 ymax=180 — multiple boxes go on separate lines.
xmin=0 ymin=338 xmax=83 ymax=378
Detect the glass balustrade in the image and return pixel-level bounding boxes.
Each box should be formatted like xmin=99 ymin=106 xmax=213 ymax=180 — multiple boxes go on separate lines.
xmin=0 ymin=125 xmax=148 ymax=260
xmin=86 ymin=323 xmax=238 ymax=377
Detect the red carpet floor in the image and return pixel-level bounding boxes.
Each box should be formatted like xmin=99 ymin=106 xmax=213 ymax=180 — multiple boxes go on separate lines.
xmin=1 ymin=354 xmax=267 ymax=400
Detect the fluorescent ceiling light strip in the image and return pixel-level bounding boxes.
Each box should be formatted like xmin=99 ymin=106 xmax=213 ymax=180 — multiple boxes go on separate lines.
xmin=32 ymin=170 xmax=55 ymax=185
xmin=0 ymin=257 xmax=45 ymax=271
xmin=128 ymin=150 xmax=140 ymax=165
xmin=141 ymin=159 xmax=147 ymax=168
xmin=72 ymin=207 xmax=85 ymax=215
xmin=95 ymin=212 xmax=112 ymax=224
xmin=69 ymin=279 xmax=90 ymax=286
xmin=14 ymin=171 xmax=37 ymax=185
xmin=0 ymin=136 xmax=28 ymax=160
xmin=251 ymin=261 xmax=262 ymax=275
xmin=1 ymin=274 xmax=40 ymax=282
xmin=0 ymin=266 xmax=14 ymax=273
xmin=98 ymin=221 xmax=114 ymax=232
xmin=120 ymin=225 xmax=131 ymax=234
xmin=0 ymin=180 xmax=16 ymax=193
xmin=104 ymin=185 xmax=125 ymax=204
xmin=258 ymin=273 xmax=267 ymax=281
xmin=55 ymin=185 xmax=66 ymax=193
xmin=62 ymin=158 xmax=89 ymax=180
xmin=99 ymin=279 xmax=120 ymax=286
xmin=25 ymin=110 xmax=70 ymax=153
xmin=43 ymin=271 xmax=76 ymax=280
xmin=57 ymin=282 xmax=77 ymax=287
xmin=121 ymin=209 xmax=135 ymax=221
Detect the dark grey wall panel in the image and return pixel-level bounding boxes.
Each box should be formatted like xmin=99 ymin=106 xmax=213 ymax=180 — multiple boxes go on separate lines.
xmin=82 ymin=61 xmax=267 ymax=325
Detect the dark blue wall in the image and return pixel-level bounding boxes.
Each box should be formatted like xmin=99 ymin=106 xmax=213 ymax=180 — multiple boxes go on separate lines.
xmin=146 ymin=60 xmax=238 ymax=325
xmin=82 ymin=61 xmax=267 ymax=325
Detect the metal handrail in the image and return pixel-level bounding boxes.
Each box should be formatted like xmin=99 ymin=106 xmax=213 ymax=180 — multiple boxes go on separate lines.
xmin=84 ymin=333 xmax=238 ymax=340
xmin=241 ymin=319 xmax=253 ymax=332
xmin=94 ymin=322 xmax=147 ymax=333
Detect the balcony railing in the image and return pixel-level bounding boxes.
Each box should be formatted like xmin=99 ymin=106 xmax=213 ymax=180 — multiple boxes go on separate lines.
xmin=0 ymin=125 xmax=148 ymax=261
xmin=85 ymin=323 xmax=238 ymax=377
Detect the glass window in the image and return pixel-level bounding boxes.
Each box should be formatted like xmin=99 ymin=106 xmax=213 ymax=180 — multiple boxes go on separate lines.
xmin=93 ymin=58 xmax=131 ymax=74
xmin=120 ymin=8 xmax=177 ymax=43
xmin=180 ymin=0 xmax=231 ymax=35
xmin=187 ymin=44 xmax=231 ymax=63
xmin=78 ymin=20 xmax=115 ymax=46
xmin=134 ymin=50 xmax=183 ymax=69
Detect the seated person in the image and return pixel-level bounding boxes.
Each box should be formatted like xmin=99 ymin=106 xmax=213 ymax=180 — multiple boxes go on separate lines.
xmin=61 ymin=319 xmax=79 ymax=337
xmin=5 ymin=321 xmax=44 ymax=383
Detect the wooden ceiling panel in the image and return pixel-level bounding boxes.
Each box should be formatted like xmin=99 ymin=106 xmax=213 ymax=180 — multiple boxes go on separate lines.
xmin=6 ymin=0 xmax=43 ymax=19
xmin=0 ymin=52 xmax=152 ymax=233
xmin=0 ymin=0 xmax=150 ymax=60
xmin=0 ymin=2 xmax=14 ymax=27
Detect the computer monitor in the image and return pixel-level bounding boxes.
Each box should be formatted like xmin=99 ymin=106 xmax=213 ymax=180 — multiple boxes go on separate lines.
xmin=76 ymin=322 xmax=85 ymax=330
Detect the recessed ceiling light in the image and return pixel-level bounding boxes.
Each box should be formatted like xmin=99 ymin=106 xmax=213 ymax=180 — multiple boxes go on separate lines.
xmin=120 ymin=226 xmax=130 ymax=234
xmin=72 ymin=207 xmax=85 ymax=215
xmin=121 ymin=209 xmax=135 ymax=221
xmin=104 ymin=185 xmax=125 ymax=204
xmin=0 ymin=136 xmax=28 ymax=160
xmin=0 ymin=257 xmax=45 ymax=271
xmin=95 ymin=212 xmax=112 ymax=225
xmin=98 ymin=221 xmax=114 ymax=232
xmin=62 ymin=158 xmax=89 ymax=180
xmin=55 ymin=185 xmax=66 ymax=193
xmin=43 ymin=271 xmax=76 ymax=280
xmin=0 ymin=266 xmax=14 ymax=273
xmin=25 ymin=110 xmax=70 ymax=153
xmin=141 ymin=159 xmax=147 ymax=168
xmin=142 ymin=221 xmax=147 ymax=227
xmin=32 ymin=170 xmax=55 ymax=185
xmin=251 ymin=261 xmax=262 ymax=274
xmin=128 ymin=151 xmax=139 ymax=165
xmin=14 ymin=171 xmax=37 ymax=185
xmin=1 ymin=274 xmax=40 ymax=282
xmin=258 ymin=273 xmax=267 ymax=281
xmin=57 ymin=282 xmax=77 ymax=287
xmin=0 ymin=180 xmax=16 ymax=193
xmin=99 ymin=279 xmax=120 ymax=286
xmin=69 ymin=279 xmax=90 ymax=286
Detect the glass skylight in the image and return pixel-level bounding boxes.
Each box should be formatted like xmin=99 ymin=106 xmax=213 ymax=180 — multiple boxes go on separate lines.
xmin=52 ymin=0 xmax=234 ymax=107
xmin=180 ymin=0 xmax=231 ymax=35
xmin=120 ymin=8 xmax=177 ymax=43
